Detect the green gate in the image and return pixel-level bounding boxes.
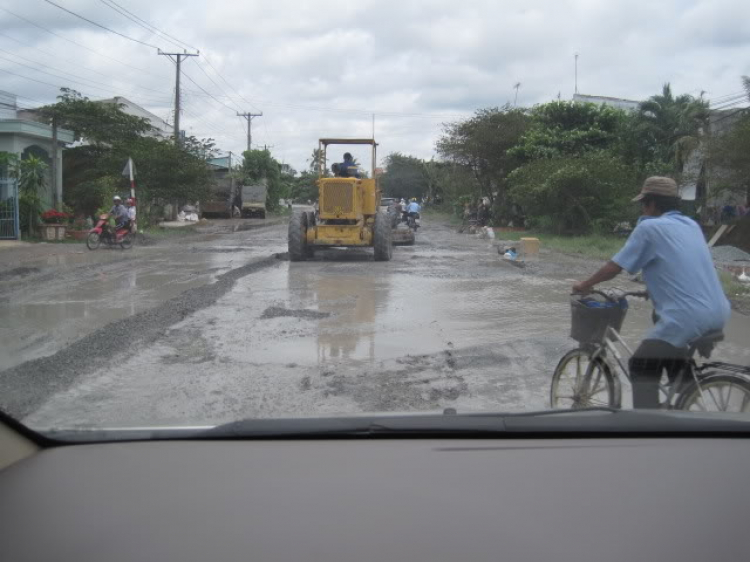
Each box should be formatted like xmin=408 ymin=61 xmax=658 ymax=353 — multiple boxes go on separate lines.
xmin=0 ymin=177 xmax=20 ymax=240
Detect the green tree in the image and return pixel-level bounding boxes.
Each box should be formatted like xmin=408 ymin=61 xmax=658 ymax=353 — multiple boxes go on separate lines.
xmin=38 ymin=89 xmax=216 ymax=218
xmin=631 ymin=84 xmax=709 ymax=172
xmin=290 ymin=171 xmax=319 ymax=203
xmin=38 ymin=88 xmax=152 ymax=144
xmin=437 ymin=106 xmax=529 ymax=205
xmin=509 ymin=101 xmax=626 ymax=161
xmin=380 ymin=153 xmax=430 ymax=200
xmin=8 ymin=155 xmax=49 ymax=237
xmin=709 ymin=112 xmax=750 ymax=206
xmin=508 ymin=152 xmax=639 ymax=234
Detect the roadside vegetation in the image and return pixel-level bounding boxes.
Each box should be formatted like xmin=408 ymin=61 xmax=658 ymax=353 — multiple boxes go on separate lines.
xmin=381 ymin=80 xmax=750 ymax=238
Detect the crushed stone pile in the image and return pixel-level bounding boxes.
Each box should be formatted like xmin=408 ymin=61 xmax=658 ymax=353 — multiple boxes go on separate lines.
xmin=711 ymin=245 xmax=750 ymax=263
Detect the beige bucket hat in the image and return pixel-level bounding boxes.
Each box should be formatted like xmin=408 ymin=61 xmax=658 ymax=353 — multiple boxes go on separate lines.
xmin=632 ymin=176 xmax=680 ymax=202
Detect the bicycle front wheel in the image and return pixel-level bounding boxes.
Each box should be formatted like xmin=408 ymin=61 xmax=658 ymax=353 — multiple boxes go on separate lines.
xmin=551 ymin=348 xmax=618 ymax=409
xmin=676 ymin=373 xmax=750 ymax=412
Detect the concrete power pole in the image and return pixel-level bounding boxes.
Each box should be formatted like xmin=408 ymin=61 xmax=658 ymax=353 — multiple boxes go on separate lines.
xmin=237 ymin=112 xmax=263 ymax=152
xmin=51 ymin=114 xmax=59 ymax=208
xmin=158 ymin=50 xmax=198 ymax=144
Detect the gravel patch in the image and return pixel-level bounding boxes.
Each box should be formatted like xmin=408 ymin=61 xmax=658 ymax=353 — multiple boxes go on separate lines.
xmin=0 ymin=266 xmax=41 ymax=281
xmin=261 ymin=306 xmax=331 ymax=320
xmin=712 ymin=245 xmax=750 ymax=263
xmin=0 ymin=256 xmax=280 ymax=419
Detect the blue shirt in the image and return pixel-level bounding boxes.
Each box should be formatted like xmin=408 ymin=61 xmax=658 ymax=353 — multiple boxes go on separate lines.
xmin=109 ymin=204 xmax=129 ymax=222
xmin=340 ymin=160 xmax=360 ymax=178
xmin=407 ymin=202 xmax=421 ymax=213
xmin=612 ymin=211 xmax=730 ymax=348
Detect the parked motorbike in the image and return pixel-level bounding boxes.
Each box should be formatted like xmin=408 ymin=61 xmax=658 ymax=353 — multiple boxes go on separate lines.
xmin=86 ymin=214 xmax=133 ymax=250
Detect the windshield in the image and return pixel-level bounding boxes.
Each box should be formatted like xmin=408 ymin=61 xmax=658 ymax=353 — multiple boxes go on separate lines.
xmin=1 ymin=0 xmax=749 ymax=436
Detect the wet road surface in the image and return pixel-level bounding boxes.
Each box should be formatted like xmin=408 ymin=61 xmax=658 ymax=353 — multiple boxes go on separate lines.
xmin=2 ymin=217 xmax=750 ymax=429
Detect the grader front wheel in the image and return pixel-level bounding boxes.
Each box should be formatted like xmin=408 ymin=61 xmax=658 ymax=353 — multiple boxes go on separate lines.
xmin=288 ymin=212 xmax=308 ymax=261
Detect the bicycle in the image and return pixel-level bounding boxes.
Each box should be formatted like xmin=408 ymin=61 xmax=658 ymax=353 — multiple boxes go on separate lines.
xmin=550 ymin=288 xmax=750 ymax=412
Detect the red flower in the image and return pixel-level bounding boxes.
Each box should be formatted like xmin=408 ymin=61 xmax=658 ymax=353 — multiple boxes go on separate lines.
xmin=40 ymin=209 xmax=70 ymax=224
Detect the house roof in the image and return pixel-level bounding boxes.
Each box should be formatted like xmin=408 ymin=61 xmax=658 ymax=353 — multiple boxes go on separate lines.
xmin=0 ymin=119 xmax=74 ymax=144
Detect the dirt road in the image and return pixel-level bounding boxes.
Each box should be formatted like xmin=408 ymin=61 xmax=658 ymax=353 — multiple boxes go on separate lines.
xmin=2 ymin=218 xmax=749 ymax=429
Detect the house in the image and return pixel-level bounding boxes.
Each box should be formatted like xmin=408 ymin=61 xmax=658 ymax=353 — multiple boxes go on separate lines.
xmin=0 ymin=91 xmax=74 ymax=227
xmin=96 ymin=96 xmax=172 ymax=139
xmin=573 ymin=93 xmax=640 ymax=112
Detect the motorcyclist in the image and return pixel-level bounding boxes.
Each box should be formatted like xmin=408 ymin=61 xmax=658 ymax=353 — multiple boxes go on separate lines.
xmin=406 ymin=198 xmax=421 ymax=228
xmin=109 ymin=196 xmax=130 ymax=233
xmin=126 ymin=198 xmax=137 ymax=233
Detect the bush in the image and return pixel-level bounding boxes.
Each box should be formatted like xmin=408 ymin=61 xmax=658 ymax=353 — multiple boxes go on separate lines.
xmin=508 ymin=152 xmax=639 ymax=234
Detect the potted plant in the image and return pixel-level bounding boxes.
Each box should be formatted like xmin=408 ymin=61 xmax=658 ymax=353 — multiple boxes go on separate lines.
xmin=66 ymin=215 xmax=90 ymax=240
xmin=39 ymin=209 xmax=70 ymax=241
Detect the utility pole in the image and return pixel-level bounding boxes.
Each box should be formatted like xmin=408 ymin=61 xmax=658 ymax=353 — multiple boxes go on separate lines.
xmin=513 ymin=82 xmax=521 ymax=106
xmin=574 ymin=53 xmax=579 ymax=95
xmin=158 ymin=50 xmax=199 ymax=144
xmin=50 ymin=114 xmax=59 ymax=208
xmin=237 ymin=112 xmax=262 ymax=152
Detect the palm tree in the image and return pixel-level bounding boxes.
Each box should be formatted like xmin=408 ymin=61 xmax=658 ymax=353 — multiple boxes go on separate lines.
xmin=308 ymin=148 xmax=325 ymax=174
xmin=637 ymin=83 xmax=709 ymax=171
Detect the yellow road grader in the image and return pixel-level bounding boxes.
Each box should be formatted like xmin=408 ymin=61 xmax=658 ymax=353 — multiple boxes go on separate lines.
xmin=288 ymin=138 xmax=392 ymax=261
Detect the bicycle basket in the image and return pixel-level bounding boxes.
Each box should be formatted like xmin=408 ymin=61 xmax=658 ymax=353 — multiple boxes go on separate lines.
xmin=570 ymin=297 xmax=628 ymax=344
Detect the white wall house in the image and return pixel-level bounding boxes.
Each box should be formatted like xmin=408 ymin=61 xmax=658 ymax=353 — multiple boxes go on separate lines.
xmin=97 ymin=96 xmax=172 ymax=139
xmin=0 ymin=91 xmax=74 ymax=210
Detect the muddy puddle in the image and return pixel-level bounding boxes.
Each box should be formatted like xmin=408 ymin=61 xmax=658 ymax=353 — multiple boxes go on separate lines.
xmin=0 ymin=239 xmax=286 ymax=370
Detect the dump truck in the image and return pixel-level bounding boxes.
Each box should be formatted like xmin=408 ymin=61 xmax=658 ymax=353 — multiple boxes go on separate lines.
xmin=201 ymin=177 xmax=239 ymax=218
xmin=288 ymin=138 xmax=392 ymax=261
xmin=241 ymin=183 xmax=267 ymax=219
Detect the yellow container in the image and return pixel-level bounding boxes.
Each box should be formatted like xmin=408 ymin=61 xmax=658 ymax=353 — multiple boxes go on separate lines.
xmin=520 ymin=237 xmax=540 ymax=255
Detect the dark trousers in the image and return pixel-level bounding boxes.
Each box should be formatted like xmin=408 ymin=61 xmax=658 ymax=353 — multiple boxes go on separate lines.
xmin=629 ymin=339 xmax=687 ymax=409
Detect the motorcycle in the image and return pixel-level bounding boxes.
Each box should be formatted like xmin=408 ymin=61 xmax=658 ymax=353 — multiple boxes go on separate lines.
xmin=86 ymin=214 xmax=133 ymax=250
xmin=406 ymin=212 xmax=421 ymax=231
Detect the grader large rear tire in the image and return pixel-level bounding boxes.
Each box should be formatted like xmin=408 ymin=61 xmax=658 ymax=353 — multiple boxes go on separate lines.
xmin=373 ymin=212 xmax=393 ymax=261
xmin=288 ymin=212 xmax=308 ymax=261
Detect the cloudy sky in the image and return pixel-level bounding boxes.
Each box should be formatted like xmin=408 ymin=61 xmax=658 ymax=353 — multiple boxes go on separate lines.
xmin=1 ymin=0 xmax=749 ymax=171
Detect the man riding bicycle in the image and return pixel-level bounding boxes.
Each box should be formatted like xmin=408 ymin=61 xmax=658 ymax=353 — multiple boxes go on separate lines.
xmin=572 ymin=176 xmax=731 ymax=409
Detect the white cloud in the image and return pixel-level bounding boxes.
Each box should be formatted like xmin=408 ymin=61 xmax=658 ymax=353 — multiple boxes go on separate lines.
xmin=1 ymin=0 xmax=748 ymax=171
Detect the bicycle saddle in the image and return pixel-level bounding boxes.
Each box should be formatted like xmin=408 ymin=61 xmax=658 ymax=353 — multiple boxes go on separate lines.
xmin=690 ymin=330 xmax=725 ymax=359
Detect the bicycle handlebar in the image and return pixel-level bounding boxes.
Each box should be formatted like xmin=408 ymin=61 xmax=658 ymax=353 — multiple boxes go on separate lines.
xmin=572 ymin=288 xmax=649 ymax=302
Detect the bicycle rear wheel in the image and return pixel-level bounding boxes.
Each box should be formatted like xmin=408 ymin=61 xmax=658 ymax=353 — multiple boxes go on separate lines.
xmin=676 ymin=373 xmax=750 ymax=412
xmin=551 ymin=349 xmax=618 ymax=409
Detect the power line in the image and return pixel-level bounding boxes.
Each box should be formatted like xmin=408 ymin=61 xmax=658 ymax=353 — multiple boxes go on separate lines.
xmin=0 ymin=53 xmax=173 ymax=106
xmin=0 ymin=46 xmax=173 ymax=104
xmin=201 ymin=53 xmax=263 ymax=113
xmin=180 ymin=67 xmax=239 ymax=113
xmin=41 ymin=0 xmax=160 ymax=49
xmin=0 ymin=31 xmax=169 ymax=96
xmin=190 ymin=59 xmax=243 ymax=112
xmin=99 ymin=0 xmax=197 ymax=51
xmin=98 ymin=0 xmax=185 ymax=51
xmin=0 ymin=7 xmax=164 ymax=78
